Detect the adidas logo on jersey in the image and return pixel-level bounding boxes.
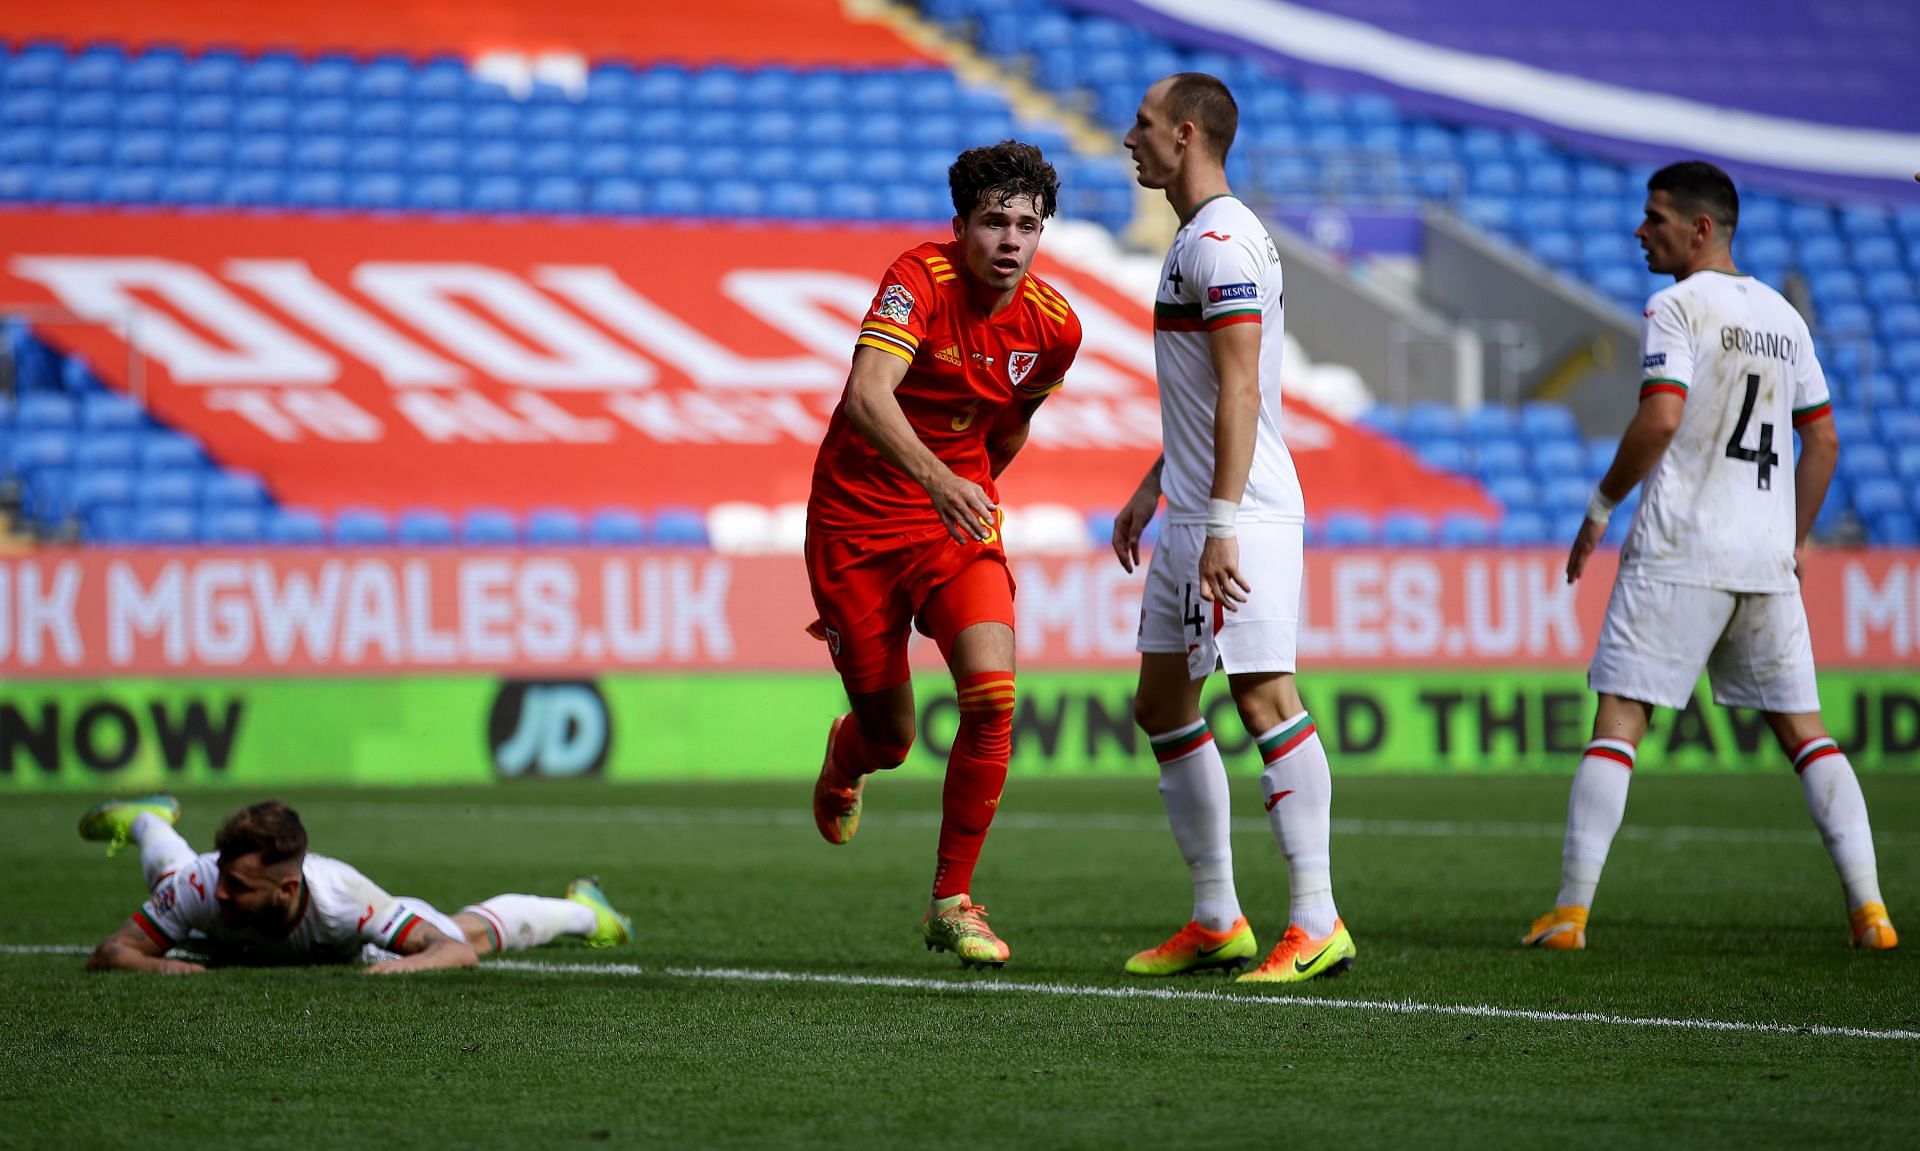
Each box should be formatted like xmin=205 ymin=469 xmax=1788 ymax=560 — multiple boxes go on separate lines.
xmin=934 ymin=344 xmax=962 ymax=366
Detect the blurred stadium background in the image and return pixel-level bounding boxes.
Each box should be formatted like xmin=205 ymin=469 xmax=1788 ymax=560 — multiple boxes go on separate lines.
xmin=0 ymin=0 xmax=1916 ymax=786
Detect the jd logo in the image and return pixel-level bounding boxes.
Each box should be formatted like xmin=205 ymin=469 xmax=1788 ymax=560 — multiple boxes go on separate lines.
xmin=488 ymin=681 xmax=611 ymax=779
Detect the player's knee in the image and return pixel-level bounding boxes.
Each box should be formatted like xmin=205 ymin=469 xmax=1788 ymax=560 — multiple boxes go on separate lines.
xmin=956 ymin=672 xmax=1016 ymax=754
xmin=856 ymin=713 xmax=916 ymax=764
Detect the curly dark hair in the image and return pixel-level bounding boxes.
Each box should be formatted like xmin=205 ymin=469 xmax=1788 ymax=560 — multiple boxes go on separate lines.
xmin=948 ymin=140 xmax=1060 ymax=220
xmin=215 ymin=800 xmax=309 ymax=867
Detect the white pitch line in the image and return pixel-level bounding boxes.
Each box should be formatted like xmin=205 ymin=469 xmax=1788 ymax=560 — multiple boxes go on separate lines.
xmin=6 ymin=945 xmax=1909 ymax=1041
xmin=485 ymin=959 xmax=1920 ymax=1042
xmin=324 ymin=802 xmax=1914 ymax=847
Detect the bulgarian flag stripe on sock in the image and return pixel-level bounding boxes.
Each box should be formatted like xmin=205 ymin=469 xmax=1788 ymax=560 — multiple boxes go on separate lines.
xmin=1150 ymin=719 xmax=1213 ymax=764
xmin=1790 ymin=736 xmax=1842 ymax=774
xmin=1584 ymin=738 xmax=1636 ymax=769
xmin=1257 ymin=713 xmax=1316 ymax=764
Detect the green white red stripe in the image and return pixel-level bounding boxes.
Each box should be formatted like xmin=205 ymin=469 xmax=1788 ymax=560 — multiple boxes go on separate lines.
xmin=1150 ymin=719 xmax=1214 ymax=764
xmin=1791 ymin=737 xmax=1842 ymax=774
xmin=1792 ymin=400 xmax=1832 ymax=427
xmin=1640 ymin=378 xmax=1688 ymax=400
xmin=132 ymin=909 xmax=175 ymax=949
xmin=1257 ymin=714 xmax=1316 ymax=764
xmin=388 ymin=912 xmax=421 ymax=950
xmin=1584 ymin=738 xmax=1636 ymax=770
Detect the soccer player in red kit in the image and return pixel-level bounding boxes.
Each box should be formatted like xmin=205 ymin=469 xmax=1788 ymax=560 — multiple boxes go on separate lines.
xmin=805 ymin=141 xmax=1082 ymax=967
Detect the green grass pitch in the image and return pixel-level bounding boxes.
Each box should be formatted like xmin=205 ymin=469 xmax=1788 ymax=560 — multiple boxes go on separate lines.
xmin=3 ymin=774 xmax=1917 ymax=1148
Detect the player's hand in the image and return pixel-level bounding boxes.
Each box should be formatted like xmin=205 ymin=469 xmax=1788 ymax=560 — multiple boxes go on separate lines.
xmin=154 ymin=958 xmax=206 ymax=974
xmin=1111 ymin=486 xmax=1159 ymax=572
xmin=1566 ymin=517 xmax=1605 ymax=583
xmin=925 ymin=470 xmax=999 ymax=544
xmin=1198 ymin=535 xmax=1250 ymax=610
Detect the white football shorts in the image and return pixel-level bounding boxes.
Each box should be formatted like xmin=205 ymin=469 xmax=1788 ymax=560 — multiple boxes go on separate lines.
xmin=1136 ymin=521 xmax=1302 ymax=680
xmin=1588 ymin=575 xmax=1819 ymax=712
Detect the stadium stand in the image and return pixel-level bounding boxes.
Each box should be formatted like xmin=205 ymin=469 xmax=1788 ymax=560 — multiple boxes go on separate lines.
xmin=0 ymin=0 xmax=1914 ymax=547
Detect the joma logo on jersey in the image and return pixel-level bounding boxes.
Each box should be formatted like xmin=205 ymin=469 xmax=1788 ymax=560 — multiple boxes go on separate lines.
xmin=877 ymin=284 xmax=914 ymax=324
xmin=1007 ymin=350 xmax=1038 ymax=387
xmin=1207 ymin=283 xmax=1258 ymax=303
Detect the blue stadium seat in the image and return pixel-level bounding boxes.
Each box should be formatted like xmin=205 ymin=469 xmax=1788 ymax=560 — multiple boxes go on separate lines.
xmin=469 ymin=176 xmax=523 ymax=213
xmin=136 ymin=471 xmax=201 ymax=509
xmin=587 ymin=508 xmax=647 ymax=546
xmin=1869 ymin=510 xmax=1919 ymax=545
xmin=202 ymin=508 xmax=265 ymax=545
xmin=1531 ymin=440 xmax=1588 ymax=479
xmin=1542 ymin=477 xmax=1593 ymax=513
xmin=461 ymin=508 xmax=520 ymax=545
xmin=69 ymin=469 xmax=135 ymax=515
xmin=1380 ymin=511 xmax=1436 ymax=546
xmin=1487 ymin=474 xmax=1540 ymax=510
xmin=74 ymin=434 xmax=138 ymax=470
xmin=86 ymin=505 xmax=137 ymax=544
xmin=395 ymin=508 xmax=457 ymax=545
xmin=138 ymin=432 xmax=205 ymax=473
xmin=349 ymin=173 xmax=408 ymax=211
xmin=134 ymin=508 xmax=198 ymax=546
xmin=1852 ymin=478 xmax=1907 ymax=518
xmin=1463 ymin=406 xmax=1520 ymax=437
xmin=16 ymin=393 xmax=77 ymax=431
xmin=1355 ymin=407 xmax=1404 ymax=436
xmin=1319 ymin=511 xmax=1377 ymax=547
xmin=649 ymin=507 xmax=710 ymax=547
xmin=526 ymin=508 xmax=585 ymax=545
xmin=1437 ymin=513 xmax=1496 ymax=548
xmin=200 ymin=472 xmax=268 ymax=510
xmin=590 ymin=179 xmax=645 ymax=215
xmin=529 ymin=177 xmax=584 ymax=214
xmin=1842 ymin=443 xmax=1895 ymax=481
xmin=1415 ymin=440 xmax=1469 ymax=474
xmin=265 ymin=508 xmax=327 ymax=546
xmin=1494 ymin=511 xmax=1550 ymax=546
xmin=1404 ymin=402 xmax=1463 ymax=439
xmin=8 ymin=431 xmax=76 ymax=477
xmin=1473 ymin=439 xmax=1528 ymax=479
xmin=333 ymin=508 xmax=393 ymax=546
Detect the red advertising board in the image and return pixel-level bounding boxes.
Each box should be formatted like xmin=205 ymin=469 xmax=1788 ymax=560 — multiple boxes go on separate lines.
xmin=0 ymin=0 xmax=930 ymax=66
xmin=1 ymin=548 xmax=1913 ymax=677
xmin=0 ymin=211 xmax=1493 ymax=522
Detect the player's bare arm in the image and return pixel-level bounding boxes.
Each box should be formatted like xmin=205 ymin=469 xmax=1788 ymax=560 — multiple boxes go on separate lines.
xmin=1791 ymin=411 xmax=1838 ymax=576
xmin=843 ymin=344 xmax=997 ymax=543
xmin=1567 ymin=391 xmax=1685 ymax=582
xmin=363 ymin=920 xmax=479 ymax=975
xmin=1199 ymin=320 xmax=1262 ymax=609
xmin=87 ymin=917 xmax=206 ymax=974
xmin=1112 ymin=456 xmax=1164 ymax=573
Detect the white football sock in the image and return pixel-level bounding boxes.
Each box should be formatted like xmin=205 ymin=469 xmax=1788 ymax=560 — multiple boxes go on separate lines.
xmin=132 ymin=812 xmax=196 ymax=891
xmin=1556 ymin=739 xmax=1635 ymax=909
xmin=1151 ymin=719 xmax=1241 ymax=932
xmin=1256 ymin=713 xmax=1338 ymax=939
xmin=1792 ymin=739 xmax=1885 ymax=910
xmin=461 ymin=895 xmax=597 ymax=951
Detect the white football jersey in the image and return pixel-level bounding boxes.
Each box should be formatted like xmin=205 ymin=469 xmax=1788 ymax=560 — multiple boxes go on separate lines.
xmin=1625 ymin=269 xmax=1830 ymax=592
xmin=1153 ymin=195 xmax=1303 ymax=525
xmin=134 ymin=852 xmax=428 ymax=966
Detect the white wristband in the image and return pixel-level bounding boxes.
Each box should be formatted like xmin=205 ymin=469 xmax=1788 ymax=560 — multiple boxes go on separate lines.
xmin=1205 ymin=498 xmax=1239 ymax=539
xmin=1586 ymin=487 xmax=1617 ymax=526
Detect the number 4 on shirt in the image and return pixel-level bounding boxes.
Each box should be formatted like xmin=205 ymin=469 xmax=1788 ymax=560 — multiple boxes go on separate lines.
xmin=1725 ymin=373 xmax=1779 ymax=490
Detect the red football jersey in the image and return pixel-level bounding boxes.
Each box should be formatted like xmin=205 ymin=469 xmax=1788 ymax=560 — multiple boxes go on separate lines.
xmin=807 ymin=240 xmax=1083 ymax=532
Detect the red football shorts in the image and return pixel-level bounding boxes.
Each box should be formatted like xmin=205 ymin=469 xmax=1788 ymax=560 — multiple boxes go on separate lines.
xmin=805 ymin=522 xmax=1016 ymax=694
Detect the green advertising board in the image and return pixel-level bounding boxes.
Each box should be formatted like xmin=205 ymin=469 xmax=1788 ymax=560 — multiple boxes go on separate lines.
xmin=3 ymin=670 xmax=1917 ymax=791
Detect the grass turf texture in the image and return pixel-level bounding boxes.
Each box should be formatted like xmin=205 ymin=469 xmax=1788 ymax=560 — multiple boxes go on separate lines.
xmin=3 ymin=775 xmax=1917 ymax=1148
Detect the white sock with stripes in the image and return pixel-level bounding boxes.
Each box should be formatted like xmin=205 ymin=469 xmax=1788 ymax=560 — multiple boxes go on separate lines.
xmin=1791 ymin=737 xmax=1885 ymax=910
xmin=1150 ymin=719 xmax=1241 ymax=932
xmin=132 ymin=812 xmax=196 ymax=892
xmin=461 ymin=895 xmax=596 ymax=952
xmin=1556 ymin=739 xmax=1636 ymax=909
xmin=1256 ymin=713 xmax=1338 ymax=938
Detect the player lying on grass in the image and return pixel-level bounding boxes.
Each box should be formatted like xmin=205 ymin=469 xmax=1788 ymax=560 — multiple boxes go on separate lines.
xmin=82 ymin=796 xmax=632 ymax=974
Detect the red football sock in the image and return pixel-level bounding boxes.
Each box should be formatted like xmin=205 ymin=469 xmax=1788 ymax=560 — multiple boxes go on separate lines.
xmin=933 ymin=672 xmax=1015 ymax=899
xmin=830 ymin=713 xmax=910 ymax=782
